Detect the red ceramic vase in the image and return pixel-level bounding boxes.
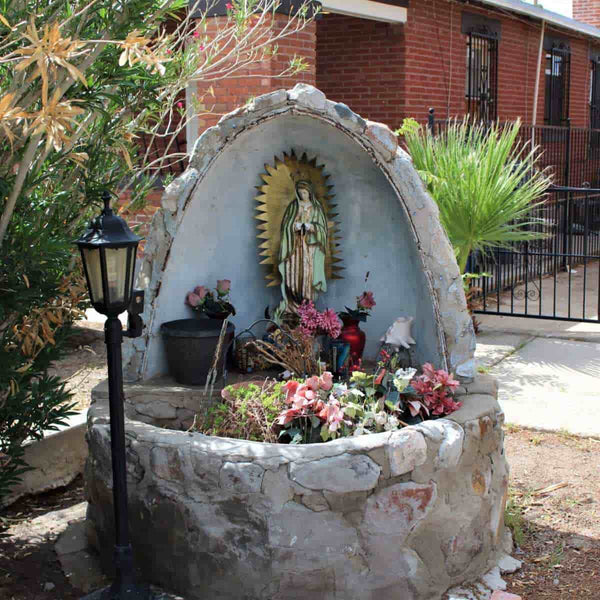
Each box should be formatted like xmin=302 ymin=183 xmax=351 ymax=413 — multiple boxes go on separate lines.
xmin=339 ymin=316 xmax=366 ymax=364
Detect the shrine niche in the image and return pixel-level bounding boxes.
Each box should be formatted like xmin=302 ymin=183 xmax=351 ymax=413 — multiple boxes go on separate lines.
xmin=122 ymin=84 xmax=477 ymax=383
xmin=255 ymin=151 xmax=343 ymax=317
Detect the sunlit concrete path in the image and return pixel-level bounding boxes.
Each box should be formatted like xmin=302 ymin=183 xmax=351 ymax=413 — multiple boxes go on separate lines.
xmin=476 ymin=316 xmax=600 ymax=437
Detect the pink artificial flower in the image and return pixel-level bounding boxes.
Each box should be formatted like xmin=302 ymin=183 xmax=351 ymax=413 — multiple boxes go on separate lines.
xmin=199 ymin=44 xmax=205 ymax=51
xmin=186 ymin=292 xmax=202 ymax=308
xmin=374 ymin=369 xmax=386 ymax=386
xmin=193 ymin=30 xmax=200 ymax=39
xmin=305 ymin=376 xmax=320 ymax=391
xmin=357 ymin=291 xmax=376 ymax=310
xmin=421 ymin=362 xmax=437 ymax=381
xmin=166 ymin=49 xmax=172 ymax=55
xmin=283 ymin=380 xmax=300 ymax=403
xmin=176 ymin=101 xmax=183 ymax=109
xmin=216 ymin=279 xmax=231 ymax=295
xmin=226 ymin=2 xmax=233 ymax=9
xmin=194 ymin=285 xmax=208 ymax=299
xmin=319 ymin=397 xmax=351 ymax=433
xmin=435 ymin=369 xmax=460 ymax=391
xmin=277 ymin=408 xmax=300 ymax=425
xmin=408 ymin=399 xmax=426 ymax=417
xmin=318 ymin=308 xmax=342 ymax=339
xmin=319 ymin=371 xmax=333 ymax=391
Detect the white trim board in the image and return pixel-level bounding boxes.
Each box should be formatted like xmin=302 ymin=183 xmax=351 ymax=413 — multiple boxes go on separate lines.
xmin=320 ymin=0 xmax=407 ymax=24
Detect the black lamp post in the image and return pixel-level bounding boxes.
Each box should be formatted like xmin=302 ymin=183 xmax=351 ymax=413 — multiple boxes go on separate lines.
xmin=76 ymin=191 xmax=152 ymax=600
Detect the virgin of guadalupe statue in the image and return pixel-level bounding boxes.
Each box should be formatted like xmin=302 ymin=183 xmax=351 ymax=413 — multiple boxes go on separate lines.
xmin=277 ymin=180 xmax=328 ymax=312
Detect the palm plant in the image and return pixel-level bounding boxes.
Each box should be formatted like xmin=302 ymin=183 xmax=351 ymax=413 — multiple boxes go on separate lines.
xmin=402 ymin=118 xmax=552 ymax=273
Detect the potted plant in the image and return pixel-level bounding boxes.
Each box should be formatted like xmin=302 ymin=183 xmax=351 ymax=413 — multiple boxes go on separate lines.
xmin=186 ymin=279 xmax=236 ymax=320
xmin=160 ymin=279 xmax=236 ymax=385
xmin=338 ymin=290 xmax=376 ymax=364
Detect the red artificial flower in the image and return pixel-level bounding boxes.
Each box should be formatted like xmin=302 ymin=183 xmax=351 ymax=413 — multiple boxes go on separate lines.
xmin=357 ymin=291 xmax=376 ymax=310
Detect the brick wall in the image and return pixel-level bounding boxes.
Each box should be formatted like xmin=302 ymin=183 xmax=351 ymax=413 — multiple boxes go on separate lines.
xmin=574 ymin=0 xmax=600 ymax=28
xmin=316 ymin=0 xmax=592 ymax=130
xmin=194 ymin=15 xmax=316 ymax=131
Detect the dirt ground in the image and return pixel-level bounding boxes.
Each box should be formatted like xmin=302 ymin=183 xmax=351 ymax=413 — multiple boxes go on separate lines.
xmin=0 ymin=477 xmax=85 ymax=600
xmin=0 ymin=427 xmax=597 ymax=599
xmin=48 ymin=324 xmax=107 ymax=410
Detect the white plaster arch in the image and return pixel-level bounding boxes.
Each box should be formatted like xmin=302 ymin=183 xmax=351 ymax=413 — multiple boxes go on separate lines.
xmin=123 ymin=85 xmax=476 ymax=382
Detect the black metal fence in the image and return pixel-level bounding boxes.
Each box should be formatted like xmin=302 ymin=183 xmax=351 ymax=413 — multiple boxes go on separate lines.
xmin=471 ymin=186 xmax=600 ymax=323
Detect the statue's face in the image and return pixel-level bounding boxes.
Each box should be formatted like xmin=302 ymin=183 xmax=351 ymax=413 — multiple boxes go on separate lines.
xmin=298 ymin=187 xmax=310 ymax=202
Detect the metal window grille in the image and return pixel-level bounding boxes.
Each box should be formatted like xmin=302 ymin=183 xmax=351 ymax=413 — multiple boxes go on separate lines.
xmin=591 ymin=60 xmax=600 ymax=129
xmin=545 ymin=45 xmax=571 ymax=126
xmin=465 ymin=31 xmax=498 ymax=122
xmin=590 ymin=60 xmax=600 ymax=154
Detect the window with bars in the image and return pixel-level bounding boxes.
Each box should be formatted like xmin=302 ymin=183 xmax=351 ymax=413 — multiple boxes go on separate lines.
xmin=465 ymin=31 xmax=498 ymax=122
xmin=591 ymin=59 xmax=600 ymax=129
xmin=544 ymin=45 xmax=570 ymax=126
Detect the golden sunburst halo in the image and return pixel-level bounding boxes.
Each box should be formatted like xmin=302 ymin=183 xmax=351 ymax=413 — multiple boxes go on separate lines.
xmin=255 ymin=150 xmax=344 ymax=287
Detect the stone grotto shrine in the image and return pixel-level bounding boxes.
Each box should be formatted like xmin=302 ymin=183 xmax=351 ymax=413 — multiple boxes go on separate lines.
xmin=85 ymin=85 xmax=515 ymax=600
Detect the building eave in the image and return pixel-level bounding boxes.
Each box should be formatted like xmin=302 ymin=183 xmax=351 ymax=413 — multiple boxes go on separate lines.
xmin=477 ymin=0 xmax=600 ymax=42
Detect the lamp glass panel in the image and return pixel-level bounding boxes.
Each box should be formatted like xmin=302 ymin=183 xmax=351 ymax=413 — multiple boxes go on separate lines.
xmin=105 ymin=247 xmax=129 ymax=306
xmin=82 ymin=248 xmax=104 ymax=304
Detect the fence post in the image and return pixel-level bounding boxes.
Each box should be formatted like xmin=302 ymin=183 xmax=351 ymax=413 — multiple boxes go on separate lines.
xmin=564 ymin=118 xmax=572 ymax=186
xmin=428 ymin=108 xmax=435 ymax=133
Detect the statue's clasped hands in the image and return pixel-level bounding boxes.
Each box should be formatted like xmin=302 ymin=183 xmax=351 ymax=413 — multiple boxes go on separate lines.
xmin=294 ymin=222 xmax=314 ymax=233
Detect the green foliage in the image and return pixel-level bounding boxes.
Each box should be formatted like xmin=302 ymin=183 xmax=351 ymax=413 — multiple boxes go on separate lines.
xmin=0 ymin=221 xmax=84 ymax=502
xmin=505 ymin=488 xmax=531 ymax=547
xmin=197 ymin=381 xmax=286 ymax=442
xmin=401 ymin=119 xmax=552 ymax=273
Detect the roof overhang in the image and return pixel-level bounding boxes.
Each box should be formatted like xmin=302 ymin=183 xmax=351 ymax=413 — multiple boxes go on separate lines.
xmin=478 ymin=0 xmax=600 ymax=42
xmin=320 ymin=0 xmax=407 ymax=24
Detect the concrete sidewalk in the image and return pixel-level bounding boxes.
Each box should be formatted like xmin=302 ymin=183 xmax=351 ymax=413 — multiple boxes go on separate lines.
xmin=476 ymin=315 xmax=600 ymax=437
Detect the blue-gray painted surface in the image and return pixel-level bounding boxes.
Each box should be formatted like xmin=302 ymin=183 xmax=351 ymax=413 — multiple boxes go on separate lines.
xmin=143 ymin=114 xmax=441 ymax=377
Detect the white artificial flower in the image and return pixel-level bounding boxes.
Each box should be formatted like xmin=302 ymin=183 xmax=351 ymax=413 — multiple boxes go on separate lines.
xmin=394 ymin=367 xmax=417 ymax=380
xmin=375 ymin=412 xmax=387 ymax=426
xmin=387 ymin=415 xmax=399 ymax=429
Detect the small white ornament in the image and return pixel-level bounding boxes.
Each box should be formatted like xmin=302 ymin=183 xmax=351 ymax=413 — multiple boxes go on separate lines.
xmin=380 ymin=316 xmax=416 ymax=350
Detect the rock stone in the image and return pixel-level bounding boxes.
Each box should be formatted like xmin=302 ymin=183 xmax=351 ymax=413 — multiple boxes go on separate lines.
xmin=288 ymin=83 xmax=326 ymax=110
xmin=481 ymin=567 xmax=506 ymax=591
xmin=329 ymin=101 xmax=366 ymax=133
xmin=497 ymin=553 xmax=522 ymax=574
xmin=249 ymin=89 xmax=288 ymax=113
xmin=150 ymin=446 xmax=186 ymax=482
xmin=387 ymin=428 xmax=428 ymax=476
xmin=135 ymin=401 xmax=177 ymax=420
xmin=364 ymin=481 xmax=437 ymax=537
xmin=365 ymin=120 xmax=398 ymax=161
xmin=289 ymin=454 xmax=380 ymax=493
xmin=300 ymin=492 xmax=330 ymax=512
xmin=490 ymin=592 xmax=522 ymax=600
xmin=262 ymin=468 xmax=294 ymax=512
xmin=436 ymin=421 xmax=465 ymax=470
xmin=219 ymin=461 xmax=264 ymax=493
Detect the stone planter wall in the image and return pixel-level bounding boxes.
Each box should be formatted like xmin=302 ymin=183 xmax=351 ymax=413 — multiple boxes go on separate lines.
xmin=86 ymin=375 xmax=510 ymax=600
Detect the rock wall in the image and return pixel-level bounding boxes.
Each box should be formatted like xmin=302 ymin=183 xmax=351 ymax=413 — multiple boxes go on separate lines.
xmin=86 ymin=375 xmax=510 ymax=600
xmin=123 ymin=84 xmax=476 ymax=383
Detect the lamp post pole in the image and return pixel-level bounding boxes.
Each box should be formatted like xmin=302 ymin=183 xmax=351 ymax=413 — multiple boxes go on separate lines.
xmin=105 ymin=315 xmax=139 ymax=597
xmin=77 ymin=191 xmax=152 ymax=600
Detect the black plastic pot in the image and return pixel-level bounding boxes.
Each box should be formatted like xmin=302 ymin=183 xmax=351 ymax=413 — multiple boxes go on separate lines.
xmin=160 ymin=319 xmax=235 ymax=385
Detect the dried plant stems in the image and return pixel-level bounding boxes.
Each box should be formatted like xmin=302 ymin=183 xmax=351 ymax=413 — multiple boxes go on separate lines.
xmin=249 ymin=327 xmax=319 ymax=377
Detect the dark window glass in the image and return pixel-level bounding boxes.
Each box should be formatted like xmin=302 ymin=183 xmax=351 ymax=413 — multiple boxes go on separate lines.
xmin=544 ymin=46 xmax=570 ymax=126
